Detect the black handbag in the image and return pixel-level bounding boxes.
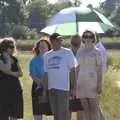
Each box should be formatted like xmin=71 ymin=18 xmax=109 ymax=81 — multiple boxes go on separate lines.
xmin=36 ymin=87 xmax=49 ymax=103
xmin=69 ymin=98 xmax=84 ymax=111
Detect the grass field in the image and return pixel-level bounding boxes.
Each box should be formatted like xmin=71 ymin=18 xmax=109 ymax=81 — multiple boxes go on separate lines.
xmin=15 ymin=36 xmax=120 ymax=120
xmin=16 ymin=49 xmax=120 ymax=120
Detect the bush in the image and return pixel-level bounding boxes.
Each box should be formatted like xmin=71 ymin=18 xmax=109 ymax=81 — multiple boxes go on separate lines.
xmin=0 ymin=23 xmax=12 ymax=37
xmin=108 ymin=56 xmax=120 ymax=70
xmin=0 ymin=23 xmax=38 ymax=39
xmin=28 ymin=28 xmax=38 ymax=39
xmin=11 ymin=24 xmax=30 ymax=39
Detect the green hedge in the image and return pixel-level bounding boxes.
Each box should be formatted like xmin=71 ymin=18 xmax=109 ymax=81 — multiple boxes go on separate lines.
xmin=0 ymin=23 xmax=38 ymax=39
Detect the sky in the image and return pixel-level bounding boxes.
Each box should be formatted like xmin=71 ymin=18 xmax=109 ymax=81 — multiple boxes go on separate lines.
xmin=48 ymin=0 xmax=106 ymax=7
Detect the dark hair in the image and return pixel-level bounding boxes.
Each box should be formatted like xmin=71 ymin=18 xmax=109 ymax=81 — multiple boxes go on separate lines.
xmin=71 ymin=35 xmax=81 ymax=46
xmin=50 ymin=33 xmax=62 ymax=41
xmin=0 ymin=37 xmax=16 ymax=53
xmin=32 ymin=37 xmax=52 ymax=55
xmin=95 ymin=32 xmax=100 ymax=43
xmin=0 ymin=37 xmax=16 ymax=63
xmin=82 ymin=30 xmax=96 ymax=44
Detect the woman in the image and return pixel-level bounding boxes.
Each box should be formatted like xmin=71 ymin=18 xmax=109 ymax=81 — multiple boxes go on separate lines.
xmin=29 ymin=37 xmax=52 ymax=120
xmin=0 ymin=37 xmax=23 ymax=120
xmin=76 ymin=30 xmax=103 ymax=120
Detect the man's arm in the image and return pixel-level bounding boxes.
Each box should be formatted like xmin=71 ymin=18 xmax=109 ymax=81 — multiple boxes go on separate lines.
xmin=70 ymin=67 xmax=76 ymax=97
xmin=43 ymin=72 xmax=48 ymax=96
xmin=96 ymin=51 xmax=103 ymax=94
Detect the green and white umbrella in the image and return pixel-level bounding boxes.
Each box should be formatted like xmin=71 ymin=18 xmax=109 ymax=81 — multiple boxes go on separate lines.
xmin=41 ymin=7 xmax=114 ymax=36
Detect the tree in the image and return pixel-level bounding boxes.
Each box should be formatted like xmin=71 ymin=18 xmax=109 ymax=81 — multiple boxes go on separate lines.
xmin=26 ymin=0 xmax=73 ymax=31
xmin=0 ymin=0 xmax=27 ymax=24
xmin=73 ymin=0 xmax=81 ymax=7
xmin=100 ymin=0 xmax=120 ymax=17
xmin=100 ymin=0 xmax=120 ymax=27
xmin=47 ymin=0 xmax=72 ymax=18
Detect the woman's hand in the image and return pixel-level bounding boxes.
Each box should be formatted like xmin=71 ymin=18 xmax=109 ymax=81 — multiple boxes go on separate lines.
xmin=32 ymin=76 xmax=43 ymax=87
xmin=70 ymin=87 xmax=76 ymax=99
xmin=36 ymin=80 xmax=43 ymax=87
xmin=17 ymin=71 xmax=23 ymax=77
xmin=11 ymin=71 xmax=23 ymax=77
xmin=97 ymin=84 xmax=102 ymax=94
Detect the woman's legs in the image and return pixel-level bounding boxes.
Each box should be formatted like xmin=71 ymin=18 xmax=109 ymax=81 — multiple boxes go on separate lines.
xmin=78 ymin=98 xmax=104 ymax=120
xmin=88 ymin=98 xmax=100 ymax=120
xmin=77 ymin=110 xmax=84 ymax=120
xmin=78 ymin=99 xmax=90 ymax=120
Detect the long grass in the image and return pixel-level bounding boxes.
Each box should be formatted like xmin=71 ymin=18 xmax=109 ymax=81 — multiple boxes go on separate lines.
xmin=17 ymin=50 xmax=120 ymax=120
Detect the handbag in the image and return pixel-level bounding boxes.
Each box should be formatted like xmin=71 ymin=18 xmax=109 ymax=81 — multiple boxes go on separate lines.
xmin=69 ymin=98 xmax=83 ymax=111
xmin=36 ymin=87 xmax=49 ymax=103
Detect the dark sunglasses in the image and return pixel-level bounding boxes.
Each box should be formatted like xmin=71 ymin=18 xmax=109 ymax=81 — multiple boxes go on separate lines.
xmin=82 ymin=35 xmax=94 ymax=39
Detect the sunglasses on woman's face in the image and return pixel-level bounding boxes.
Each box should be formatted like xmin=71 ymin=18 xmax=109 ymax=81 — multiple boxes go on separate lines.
xmin=83 ymin=35 xmax=94 ymax=39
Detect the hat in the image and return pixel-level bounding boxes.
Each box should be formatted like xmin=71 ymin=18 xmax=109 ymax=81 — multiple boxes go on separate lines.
xmin=50 ymin=33 xmax=62 ymax=41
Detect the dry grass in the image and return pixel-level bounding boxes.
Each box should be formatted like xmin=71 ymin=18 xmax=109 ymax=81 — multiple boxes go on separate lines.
xmin=16 ymin=49 xmax=120 ymax=120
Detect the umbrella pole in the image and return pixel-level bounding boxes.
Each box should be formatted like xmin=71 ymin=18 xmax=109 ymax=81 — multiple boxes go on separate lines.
xmin=55 ymin=25 xmax=58 ymax=33
xmin=76 ymin=22 xmax=79 ymax=34
xmin=76 ymin=13 xmax=79 ymax=34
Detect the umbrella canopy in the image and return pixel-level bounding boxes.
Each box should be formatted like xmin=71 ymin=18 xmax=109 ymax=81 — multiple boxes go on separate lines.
xmin=41 ymin=7 xmax=114 ymax=36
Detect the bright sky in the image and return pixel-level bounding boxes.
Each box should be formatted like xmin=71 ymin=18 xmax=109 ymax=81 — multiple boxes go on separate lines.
xmin=48 ymin=0 xmax=106 ymax=7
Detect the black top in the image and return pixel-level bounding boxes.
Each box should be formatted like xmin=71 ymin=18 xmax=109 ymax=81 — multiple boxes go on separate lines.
xmin=0 ymin=55 xmax=18 ymax=78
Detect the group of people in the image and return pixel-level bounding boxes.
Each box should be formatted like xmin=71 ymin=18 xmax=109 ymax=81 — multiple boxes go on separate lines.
xmin=0 ymin=30 xmax=107 ymax=120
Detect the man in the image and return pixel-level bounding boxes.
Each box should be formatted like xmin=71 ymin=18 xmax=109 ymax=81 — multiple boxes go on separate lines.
xmin=71 ymin=35 xmax=81 ymax=56
xmin=95 ymin=34 xmax=108 ymax=73
xmin=95 ymin=33 xmax=107 ymax=120
xmin=44 ymin=33 xmax=77 ymax=120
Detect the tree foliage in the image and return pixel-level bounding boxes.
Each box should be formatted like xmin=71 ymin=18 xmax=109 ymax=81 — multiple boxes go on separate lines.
xmin=0 ymin=0 xmax=120 ymax=37
xmin=100 ymin=0 xmax=120 ymax=27
xmin=0 ymin=0 xmax=27 ymax=24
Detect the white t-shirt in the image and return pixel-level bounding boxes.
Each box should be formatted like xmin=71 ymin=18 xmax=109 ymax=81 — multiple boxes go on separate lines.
xmin=95 ymin=42 xmax=107 ymax=72
xmin=44 ymin=47 xmax=77 ymax=91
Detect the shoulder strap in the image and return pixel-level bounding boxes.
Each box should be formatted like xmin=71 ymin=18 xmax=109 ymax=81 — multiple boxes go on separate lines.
xmin=11 ymin=56 xmax=18 ymax=63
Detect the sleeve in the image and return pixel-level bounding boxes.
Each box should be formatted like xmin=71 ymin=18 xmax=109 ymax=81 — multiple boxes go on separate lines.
xmin=29 ymin=59 xmax=37 ymax=77
xmin=67 ymin=50 xmax=78 ymax=70
xmin=44 ymin=54 xmax=48 ymax=72
xmin=102 ymin=50 xmax=108 ymax=72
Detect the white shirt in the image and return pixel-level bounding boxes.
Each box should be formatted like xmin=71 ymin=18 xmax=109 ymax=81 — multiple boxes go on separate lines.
xmin=44 ymin=47 xmax=77 ymax=91
xmin=95 ymin=42 xmax=107 ymax=72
